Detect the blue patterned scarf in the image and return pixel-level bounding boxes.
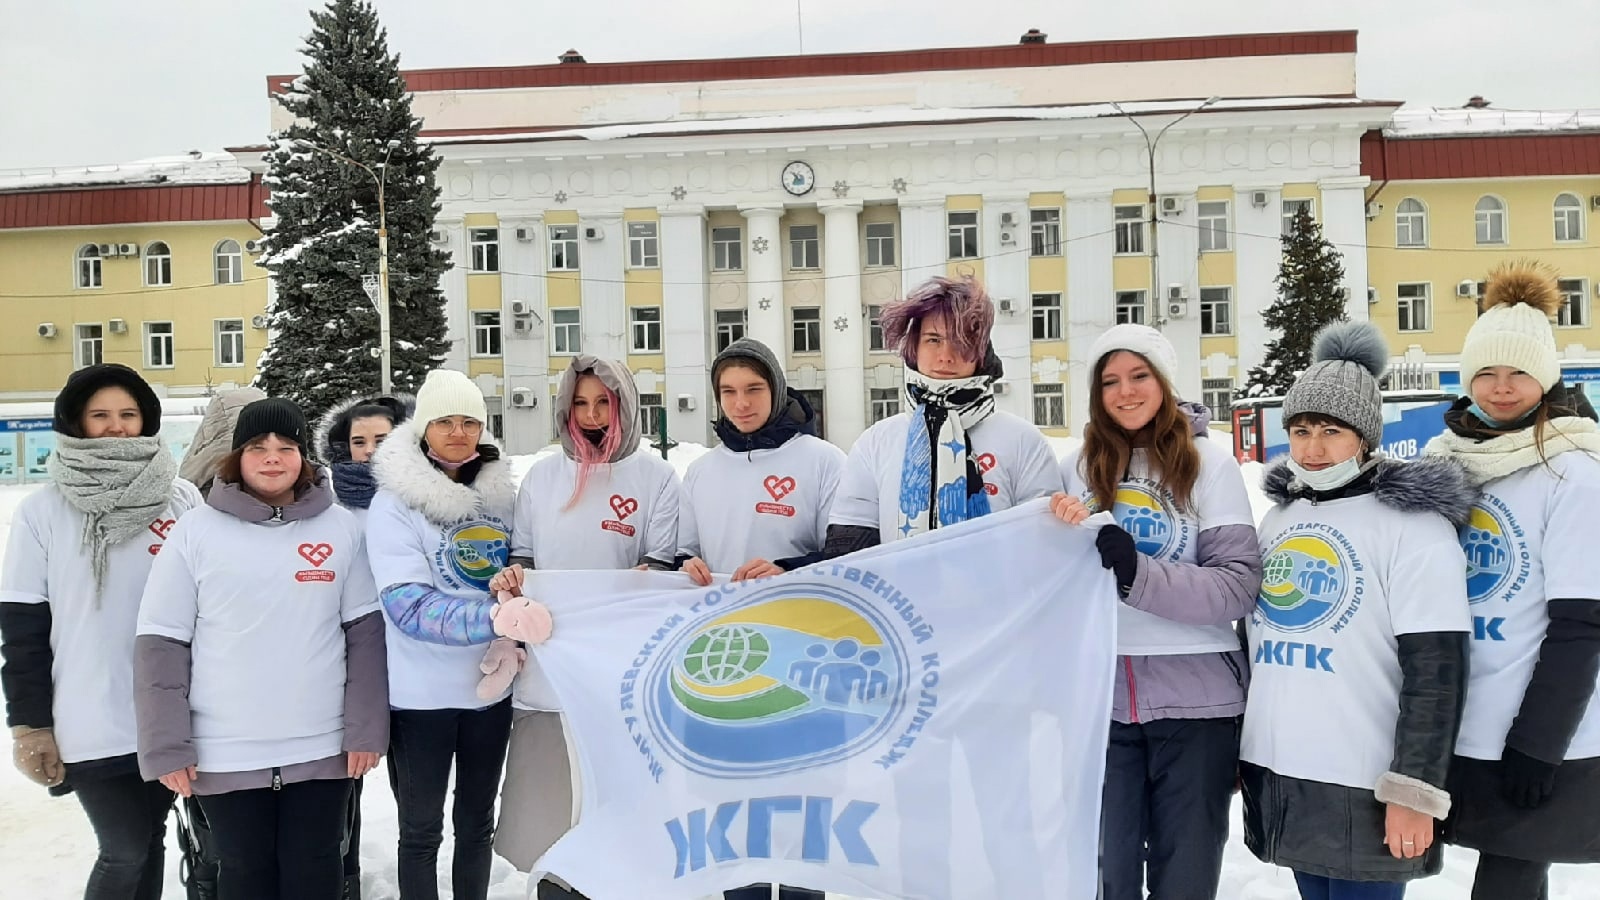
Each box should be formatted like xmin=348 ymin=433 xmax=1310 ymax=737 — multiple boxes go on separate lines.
xmin=896 ymin=370 xmax=996 ymax=539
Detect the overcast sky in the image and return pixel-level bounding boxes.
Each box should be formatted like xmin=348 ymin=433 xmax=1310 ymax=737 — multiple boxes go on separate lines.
xmin=1 ymin=0 xmax=1594 ymax=169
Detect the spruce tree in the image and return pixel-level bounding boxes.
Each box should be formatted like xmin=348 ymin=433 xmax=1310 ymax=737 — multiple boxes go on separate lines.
xmin=1241 ymin=207 xmax=1350 ymax=398
xmin=255 ymin=0 xmax=449 ymax=419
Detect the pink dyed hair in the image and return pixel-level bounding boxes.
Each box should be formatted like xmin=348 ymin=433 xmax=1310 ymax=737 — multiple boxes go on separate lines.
xmin=564 ymin=374 xmax=623 ymax=511
xmin=879 ymin=275 xmax=995 ymax=371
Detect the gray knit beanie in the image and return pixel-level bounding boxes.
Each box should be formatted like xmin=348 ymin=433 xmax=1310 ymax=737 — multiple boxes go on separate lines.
xmin=1282 ymin=321 xmax=1389 ymax=449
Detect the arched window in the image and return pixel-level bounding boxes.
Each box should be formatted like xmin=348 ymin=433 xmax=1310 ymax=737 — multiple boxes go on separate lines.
xmin=1394 ymin=198 xmax=1427 ymax=248
xmin=76 ymin=244 xmax=101 ymax=289
xmin=1475 ymin=196 xmax=1507 ymax=245
xmin=144 ymin=241 xmax=172 ymax=286
xmin=214 ymin=239 xmax=243 ymax=285
xmin=1555 ymin=193 xmax=1585 ymax=242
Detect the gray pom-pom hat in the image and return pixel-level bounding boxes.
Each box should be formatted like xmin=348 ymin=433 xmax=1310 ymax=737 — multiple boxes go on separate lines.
xmin=1281 ymin=320 xmax=1390 ymax=449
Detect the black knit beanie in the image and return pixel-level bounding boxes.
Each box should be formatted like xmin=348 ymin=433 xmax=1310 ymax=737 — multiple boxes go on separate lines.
xmin=233 ymin=398 xmax=310 ymax=450
xmin=53 ymin=364 xmax=162 ymax=438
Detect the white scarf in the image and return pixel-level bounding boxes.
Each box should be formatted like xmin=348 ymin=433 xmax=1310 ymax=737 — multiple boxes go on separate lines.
xmin=47 ymin=435 xmax=177 ymax=600
xmin=896 ymin=369 xmax=997 ymax=539
xmin=1423 ymin=416 xmax=1600 ymax=485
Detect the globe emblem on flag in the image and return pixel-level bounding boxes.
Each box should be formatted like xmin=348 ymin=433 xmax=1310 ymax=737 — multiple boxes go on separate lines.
xmin=1257 ymin=532 xmax=1353 ymax=633
xmin=1461 ymin=504 xmax=1514 ymax=604
xmin=442 ymin=523 xmax=509 ymax=589
xmin=1113 ymin=485 xmax=1178 ymax=558
xmin=645 ymin=585 xmax=910 ymax=778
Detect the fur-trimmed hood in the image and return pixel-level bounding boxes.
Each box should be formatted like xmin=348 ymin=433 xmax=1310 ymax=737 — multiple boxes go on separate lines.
xmin=371 ymin=418 xmax=516 ymax=525
xmin=315 ymin=393 xmax=415 ymax=463
xmin=1262 ymin=454 xmax=1478 ymax=526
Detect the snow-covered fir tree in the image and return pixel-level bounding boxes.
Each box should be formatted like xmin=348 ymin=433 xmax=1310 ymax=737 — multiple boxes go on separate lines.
xmin=255 ymin=0 xmax=448 ymax=418
xmin=1241 ymin=207 xmax=1350 ymax=398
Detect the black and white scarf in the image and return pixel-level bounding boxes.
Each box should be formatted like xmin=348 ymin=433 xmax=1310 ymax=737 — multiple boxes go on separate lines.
xmin=896 ymin=368 xmax=997 ymax=539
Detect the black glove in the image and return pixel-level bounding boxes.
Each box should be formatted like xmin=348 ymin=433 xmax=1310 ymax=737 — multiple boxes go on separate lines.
xmin=1095 ymin=525 xmax=1139 ymax=594
xmin=1500 ymin=747 xmax=1559 ymax=809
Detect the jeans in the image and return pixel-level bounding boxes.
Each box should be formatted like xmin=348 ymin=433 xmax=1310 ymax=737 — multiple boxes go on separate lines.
xmin=74 ymin=773 xmax=174 ymax=900
xmin=1294 ymin=872 xmax=1406 ymax=900
xmin=387 ymin=700 xmax=513 ymax=900
xmin=197 ymin=778 xmax=353 ymax=900
xmin=724 ymin=887 xmax=826 ymax=900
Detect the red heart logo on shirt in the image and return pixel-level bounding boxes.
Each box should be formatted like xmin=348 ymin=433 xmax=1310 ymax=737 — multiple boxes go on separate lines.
xmin=297 ymin=543 xmax=334 ymax=567
xmin=976 ymin=452 xmax=997 ymax=474
xmin=763 ymin=475 xmax=797 ymax=502
xmin=609 ymin=495 xmax=639 ymax=521
xmin=148 ymin=518 xmax=175 ymax=539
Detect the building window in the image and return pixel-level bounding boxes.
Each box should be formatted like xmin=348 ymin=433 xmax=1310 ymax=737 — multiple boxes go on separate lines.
xmin=789 ymin=224 xmax=820 ymax=270
xmin=628 ymin=221 xmax=660 ymax=268
xmin=1397 ymin=283 xmax=1431 ymax=333
xmin=1030 ymin=208 xmax=1061 ymax=256
xmin=714 ymin=309 xmax=746 ymax=352
xmin=76 ymin=244 xmax=102 ymax=289
xmin=869 ymin=388 xmax=900 ymax=423
xmin=630 ymin=306 xmax=662 ymax=353
xmin=469 ymin=228 xmax=500 ymax=272
xmin=867 ymin=304 xmax=887 ymax=351
xmin=214 ymin=239 xmax=243 ymax=284
xmin=1200 ymin=287 xmax=1233 ymax=336
xmin=1202 ymin=378 xmax=1234 ymax=423
xmin=471 ymin=311 xmax=502 ymax=357
xmin=551 ymin=307 xmax=581 ymax=354
xmin=1114 ymin=206 xmax=1145 ymax=254
xmin=866 ymin=222 xmax=896 ymax=267
xmin=75 ymin=324 xmax=103 ymax=368
xmin=1475 ymin=196 xmax=1507 ymax=245
xmin=1197 ymin=202 xmax=1230 ymax=252
xmin=1031 ymin=293 xmax=1062 ymax=341
xmin=1555 ymin=194 xmax=1585 ymax=243
xmin=798 ymin=389 xmax=826 ymax=439
xmin=638 ymin=393 xmax=664 ymax=439
xmin=792 ymin=307 xmax=821 ymax=353
xmin=1115 ymin=291 xmax=1146 ymax=325
xmin=214 ymin=319 xmax=245 ymax=367
xmin=947 ymin=211 xmax=979 ymax=260
xmin=143 ymin=241 xmax=172 ymax=287
xmin=549 ymin=225 xmax=580 ymax=271
xmin=144 ymin=322 xmax=174 ymax=369
xmin=711 ymin=227 xmax=742 ymax=271
xmin=1032 ymin=384 xmax=1065 ymax=428
xmin=1558 ymin=279 xmax=1589 ymax=328
xmin=1282 ymin=199 xmax=1316 ymax=236
xmin=1395 ymin=198 xmax=1428 ymax=248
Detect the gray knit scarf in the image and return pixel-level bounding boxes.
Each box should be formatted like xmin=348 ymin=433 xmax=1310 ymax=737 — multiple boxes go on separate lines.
xmin=47 ymin=435 xmax=177 ymax=599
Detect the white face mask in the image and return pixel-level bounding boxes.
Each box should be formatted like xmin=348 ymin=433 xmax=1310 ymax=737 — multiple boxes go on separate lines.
xmin=1286 ymin=454 xmax=1372 ymax=492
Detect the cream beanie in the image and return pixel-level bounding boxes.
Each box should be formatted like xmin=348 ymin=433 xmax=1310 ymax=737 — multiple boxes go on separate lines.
xmin=1459 ymin=262 xmax=1562 ymax=391
xmin=413 ymin=369 xmax=488 ymax=427
xmin=1088 ymin=324 xmax=1179 ymax=386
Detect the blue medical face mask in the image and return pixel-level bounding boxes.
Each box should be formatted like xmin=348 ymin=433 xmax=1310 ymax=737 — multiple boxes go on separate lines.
xmin=1466 ymin=401 xmax=1532 ymax=430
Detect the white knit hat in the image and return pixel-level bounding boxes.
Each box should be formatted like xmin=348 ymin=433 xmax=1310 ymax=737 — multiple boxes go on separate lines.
xmin=1088 ymin=324 xmax=1178 ymax=386
xmin=1459 ymin=262 xmax=1562 ymax=391
xmin=413 ymin=369 xmax=488 ymax=426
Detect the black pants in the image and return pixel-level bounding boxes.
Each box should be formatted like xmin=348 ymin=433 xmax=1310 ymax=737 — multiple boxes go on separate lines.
xmin=1473 ymin=853 xmax=1550 ymax=900
xmin=725 ymin=887 xmax=825 ymax=900
xmin=344 ymin=776 xmax=364 ymax=882
xmin=1101 ymin=717 xmax=1238 ymax=900
xmin=74 ymin=773 xmax=174 ymax=900
xmin=388 ymin=700 xmax=513 ymax=900
xmin=197 ymin=778 xmax=353 ymax=900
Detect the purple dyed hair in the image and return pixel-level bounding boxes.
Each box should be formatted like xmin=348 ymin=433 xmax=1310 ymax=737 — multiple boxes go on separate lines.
xmin=878 ymin=275 xmax=995 ymax=371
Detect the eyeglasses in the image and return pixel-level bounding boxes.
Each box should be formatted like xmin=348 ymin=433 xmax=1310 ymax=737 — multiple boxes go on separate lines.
xmin=432 ymin=418 xmax=483 ymax=435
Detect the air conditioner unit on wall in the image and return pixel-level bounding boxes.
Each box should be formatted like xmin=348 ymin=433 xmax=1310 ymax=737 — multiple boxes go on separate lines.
xmin=244 ymin=239 xmax=264 ymax=253
xmin=251 ymin=314 xmax=268 ymax=329
xmin=96 ymin=243 xmax=116 ymax=256
xmin=1167 ymin=284 xmax=1184 ymax=302
xmin=1457 ymin=280 xmax=1477 ymax=298
xmin=37 ymin=323 xmax=56 ymax=338
xmin=428 ymin=229 xmax=446 ymax=244
xmin=117 ymin=243 xmax=138 ymax=256
xmin=1250 ymin=191 xmax=1269 ymax=209
xmin=677 ymin=395 xmax=696 ymax=412
xmin=1159 ymin=196 xmax=1182 ymax=216
xmin=997 ymin=298 xmax=1014 ymax=313
xmin=1167 ymin=301 xmax=1188 ymax=318
xmin=109 ymin=318 xmax=127 ymax=334
xmin=993 ymin=382 xmax=1010 ymax=395
xmin=1365 ymin=200 xmax=1382 ymax=220
xmin=999 ymin=229 xmax=1016 ymax=245
xmin=583 ymin=225 xmax=603 ymax=241
xmin=1591 ymin=195 xmax=1600 ymax=211
xmin=510 ymin=300 xmax=532 ymax=316
xmin=999 ymin=211 xmax=1016 ymax=226
xmin=515 ymin=227 xmax=534 ymax=242
xmin=1367 ymin=286 xmax=1380 ymax=304
xmin=512 ymin=317 xmax=533 ymax=333
xmin=509 ymin=387 xmax=536 ymax=408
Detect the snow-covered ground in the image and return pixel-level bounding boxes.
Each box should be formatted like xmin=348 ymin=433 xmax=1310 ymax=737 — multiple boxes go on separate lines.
xmin=2 ymin=439 xmax=1595 ymax=898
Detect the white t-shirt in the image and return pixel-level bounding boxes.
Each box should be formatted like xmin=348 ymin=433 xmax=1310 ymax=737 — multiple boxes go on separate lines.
xmin=511 ymin=449 xmax=681 ymax=710
xmin=0 ymin=480 xmax=202 ymax=764
xmin=1456 ymin=450 xmax=1600 ymax=760
xmin=138 ymin=503 xmax=379 ymax=774
xmin=1062 ymin=436 xmax=1255 ymax=655
xmin=1243 ymin=492 xmax=1470 ymax=790
xmin=678 ymin=435 xmax=845 ymax=573
xmin=829 ymin=410 xmax=1062 ymax=541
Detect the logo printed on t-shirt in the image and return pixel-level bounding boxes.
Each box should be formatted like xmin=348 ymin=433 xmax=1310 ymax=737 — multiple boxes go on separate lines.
xmin=1084 ymin=477 xmax=1191 ymax=560
xmin=295 ymin=542 xmax=337 ymax=583
xmin=757 ymin=475 xmax=798 ymax=517
xmin=147 ymin=517 xmax=175 ymax=555
xmin=976 ymin=452 xmax=999 ymax=496
xmin=604 ymin=494 xmax=639 ymax=537
xmin=1460 ymin=494 xmax=1529 ymax=606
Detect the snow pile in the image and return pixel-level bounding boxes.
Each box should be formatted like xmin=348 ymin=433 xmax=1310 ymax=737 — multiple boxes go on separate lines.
xmin=0 ymin=152 xmax=253 ymax=192
xmin=1386 ymin=107 xmax=1600 ymax=138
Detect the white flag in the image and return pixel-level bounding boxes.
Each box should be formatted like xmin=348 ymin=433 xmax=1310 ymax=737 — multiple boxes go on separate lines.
xmin=526 ymin=499 xmax=1117 ymax=900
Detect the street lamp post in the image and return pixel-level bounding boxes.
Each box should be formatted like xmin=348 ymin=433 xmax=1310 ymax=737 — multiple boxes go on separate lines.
xmin=1109 ymin=97 xmax=1220 ymax=326
xmin=297 ymin=139 xmax=399 ymax=393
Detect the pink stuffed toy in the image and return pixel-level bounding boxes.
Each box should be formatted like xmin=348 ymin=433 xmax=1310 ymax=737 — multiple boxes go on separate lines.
xmin=491 ymin=589 xmax=554 ymax=645
xmin=475 ymin=638 xmax=526 ymax=701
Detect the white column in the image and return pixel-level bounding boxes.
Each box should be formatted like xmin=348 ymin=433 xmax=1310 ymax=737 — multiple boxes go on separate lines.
xmin=1155 ymin=192 xmax=1202 ymax=402
xmin=820 ymin=200 xmax=866 ymax=448
xmin=740 ymin=206 xmax=785 ymax=354
xmin=578 ymin=210 xmax=626 ymax=362
xmin=1065 ymin=192 xmax=1115 ymax=435
xmin=660 ymin=204 xmax=712 ymax=447
xmin=1319 ymin=176 xmax=1373 ymax=323
xmin=500 ymin=214 xmax=548 ymax=453
xmin=1234 ymin=185 xmax=1283 ymax=388
xmin=898 ymin=197 xmax=947 ymax=292
xmin=437 ymin=216 xmax=469 ymax=372
xmin=983 ymin=193 xmax=1032 ymax=420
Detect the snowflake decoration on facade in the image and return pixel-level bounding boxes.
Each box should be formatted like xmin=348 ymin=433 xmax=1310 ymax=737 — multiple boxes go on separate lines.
xmin=833 ymin=316 xmax=850 ymax=332
xmin=553 ymin=190 xmax=568 ymax=204
xmin=752 ymin=236 xmax=770 ymax=254
xmin=832 ymin=180 xmax=849 ymax=198
xmin=758 ymin=297 xmax=773 ymax=310
xmin=891 ymin=177 xmax=908 ymax=194
xmin=671 ymin=186 xmax=687 ymax=201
